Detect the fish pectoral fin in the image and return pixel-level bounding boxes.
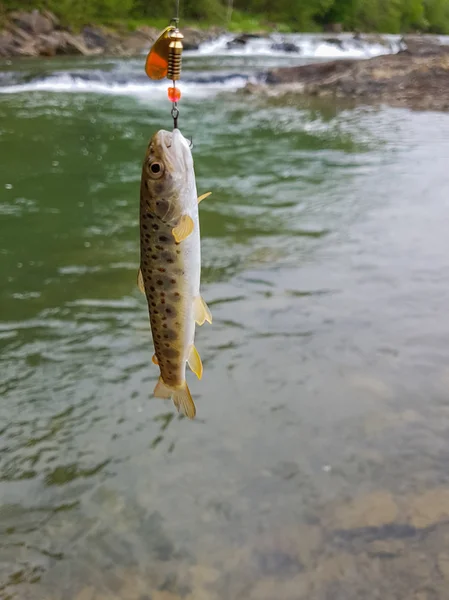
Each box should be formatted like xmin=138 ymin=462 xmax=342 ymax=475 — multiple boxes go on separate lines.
xmin=187 ymin=344 xmax=203 ymax=380
xmin=172 ymin=215 xmax=194 ymax=243
xmin=137 ymin=268 xmax=145 ymax=293
xmin=193 ymin=296 xmax=213 ymax=326
xmin=197 ymin=192 xmax=212 ymax=204
xmin=153 ymin=376 xmax=172 ymax=399
xmin=172 ymin=383 xmax=196 ymax=419
xmin=152 ymin=353 xmax=159 ymax=366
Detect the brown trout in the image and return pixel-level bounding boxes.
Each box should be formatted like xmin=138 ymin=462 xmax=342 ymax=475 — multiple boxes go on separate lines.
xmin=138 ymin=128 xmax=212 ymax=419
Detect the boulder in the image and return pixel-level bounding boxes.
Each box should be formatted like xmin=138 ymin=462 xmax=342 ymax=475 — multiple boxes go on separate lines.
xmin=400 ymin=34 xmax=444 ymax=56
xmin=57 ymin=31 xmax=93 ymax=56
xmin=324 ymin=37 xmax=345 ymax=49
xmin=182 ymin=27 xmax=209 ymax=51
xmin=0 ymin=30 xmax=17 ymax=57
xmin=82 ymin=26 xmax=109 ymax=50
xmin=271 ymin=41 xmax=300 ymax=53
xmin=10 ymin=9 xmax=55 ymax=35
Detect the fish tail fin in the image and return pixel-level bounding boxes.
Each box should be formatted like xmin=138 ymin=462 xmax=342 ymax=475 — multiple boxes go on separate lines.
xmin=153 ymin=376 xmax=172 ymax=399
xmin=172 ymin=382 xmax=196 ymax=419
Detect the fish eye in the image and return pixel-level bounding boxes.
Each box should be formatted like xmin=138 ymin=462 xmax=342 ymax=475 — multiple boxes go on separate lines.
xmin=149 ymin=161 xmax=164 ymax=179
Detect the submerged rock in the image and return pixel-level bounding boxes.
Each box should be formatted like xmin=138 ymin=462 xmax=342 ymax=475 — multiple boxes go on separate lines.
xmin=408 ymin=489 xmax=449 ymax=528
xmin=333 ymin=491 xmax=399 ymax=529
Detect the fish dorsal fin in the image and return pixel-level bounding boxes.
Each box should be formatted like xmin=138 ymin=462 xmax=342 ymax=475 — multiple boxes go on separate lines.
xmin=137 ymin=268 xmax=145 ymax=293
xmin=193 ymin=296 xmax=212 ymax=326
xmin=198 ymin=192 xmax=212 ymax=204
xmin=187 ymin=344 xmax=203 ymax=380
xmin=172 ymin=215 xmax=194 ymax=243
xmin=152 ymin=353 xmax=159 ymax=366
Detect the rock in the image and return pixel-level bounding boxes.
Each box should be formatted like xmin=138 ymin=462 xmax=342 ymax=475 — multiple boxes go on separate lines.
xmin=42 ymin=10 xmax=60 ymax=30
xmin=252 ymin=46 xmax=449 ymax=112
xmin=226 ymin=33 xmax=263 ymax=49
xmin=408 ymin=489 xmax=449 ymax=528
xmin=82 ymin=26 xmax=109 ymax=50
xmin=10 ymin=9 xmax=55 ymax=35
xmin=324 ymin=37 xmax=345 ymax=50
xmin=367 ymin=539 xmax=405 ymax=558
xmin=182 ymin=27 xmax=210 ymax=51
xmin=152 ymin=592 xmax=182 ymax=600
xmin=324 ymin=23 xmax=343 ymax=33
xmin=438 ymin=553 xmax=449 ymax=579
xmin=271 ymin=42 xmax=300 ymax=53
xmin=333 ymin=491 xmax=398 ymax=529
xmin=74 ymin=587 xmax=95 ymax=600
xmin=36 ymin=34 xmax=59 ymax=57
xmin=400 ymin=35 xmax=444 ymax=56
xmin=0 ymin=30 xmax=16 ymax=57
xmin=7 ymin=25 xmax=34 ymax=44
xmin=59 ymin=32 xmax=94 ymax=56
xmin=119 ymin=28 xmax=158 ymax=56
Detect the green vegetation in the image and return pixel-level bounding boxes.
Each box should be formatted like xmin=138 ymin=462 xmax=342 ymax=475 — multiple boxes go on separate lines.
xmin=1 ymin=0 xmax=449 ymax=33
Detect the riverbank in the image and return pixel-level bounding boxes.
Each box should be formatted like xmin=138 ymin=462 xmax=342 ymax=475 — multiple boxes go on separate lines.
xmin=0 ymin=8 xmax=403 ymax=59
xmin=0 ymin=9 xmax=227 ymax=57
xmin=243 ymin=36 xmax=449 ymax=112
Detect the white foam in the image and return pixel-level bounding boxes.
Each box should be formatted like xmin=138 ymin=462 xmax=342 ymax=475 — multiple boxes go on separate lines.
xmin=190 ymin=33 xmax=402 ymax=59
xmin=0 ymin=73 xmax=248 ymax=98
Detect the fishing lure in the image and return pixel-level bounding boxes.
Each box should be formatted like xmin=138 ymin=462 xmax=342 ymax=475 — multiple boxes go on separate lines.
xmin=145 ymin=18 xmax=184 ymax=129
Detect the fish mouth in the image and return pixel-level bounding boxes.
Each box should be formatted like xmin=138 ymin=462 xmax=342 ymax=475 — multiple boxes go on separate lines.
xmin=154 ymin=129 xmax=192 ymax=177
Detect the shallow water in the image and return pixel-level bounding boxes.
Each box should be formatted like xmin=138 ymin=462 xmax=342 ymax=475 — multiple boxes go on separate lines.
xmin=2 ymin=47 xmax=449 ymax=600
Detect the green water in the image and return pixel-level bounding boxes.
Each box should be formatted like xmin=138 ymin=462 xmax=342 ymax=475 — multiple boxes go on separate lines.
xmin=2 ymin=56 xmax=449 ymax=600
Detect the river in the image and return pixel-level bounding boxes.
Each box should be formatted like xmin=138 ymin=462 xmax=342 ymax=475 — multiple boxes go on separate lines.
xmin=2 ymin=34 xmax=449 ymax=600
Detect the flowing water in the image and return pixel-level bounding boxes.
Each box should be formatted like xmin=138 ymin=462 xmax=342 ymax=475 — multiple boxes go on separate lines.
xmin=2 ymin=36 xmax=449 ymax=600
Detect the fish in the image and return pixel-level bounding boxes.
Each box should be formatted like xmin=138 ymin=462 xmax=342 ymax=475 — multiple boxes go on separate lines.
xmin=138 ymin=128 xmax=212 ymax=419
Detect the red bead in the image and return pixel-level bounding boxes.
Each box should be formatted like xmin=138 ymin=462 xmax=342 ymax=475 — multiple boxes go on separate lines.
xmin=168 ymin=86 xmax=181 ymax=102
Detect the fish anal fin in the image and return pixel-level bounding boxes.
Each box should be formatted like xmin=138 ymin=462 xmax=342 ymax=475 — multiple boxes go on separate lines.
xmin=172 ymin=215 xmax=194 ymax=243
xmin=187 ymin=344 xmax=203 ymax=380
xmin=153 ymin=376 xmax=172 ymax=399
xmin=152 ymin=353 xmax=159 ymax=366
xmin=198 ymin=192 xmax=212 ymax=204
xmin=137 ymin=268 xmax=145 ymax=293
xmin=172 ymin=383 xmax=196 ymax=419
xmin=193 ymin=296 xmax=213 ymax=326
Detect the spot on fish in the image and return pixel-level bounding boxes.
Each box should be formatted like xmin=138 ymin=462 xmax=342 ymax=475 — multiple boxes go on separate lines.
xmin=152 ymin=255 xmax=157 ymax=260
xmin=152 ymin=224 xmax=159 ymax=231
xmin=164 ymin=348 xmax=179 ymax=358
xmin=158 ymin=268 xmax=166 ymax=273
xmin=171 ymin=279 xmax=176 ymax=285
xmin=157 ymin=280 xmax=163 ymax=286
xmin=156 ymin=245 xmax=163 ymax=251
xmin=159 ymin=236 xmax=169 ymax=242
